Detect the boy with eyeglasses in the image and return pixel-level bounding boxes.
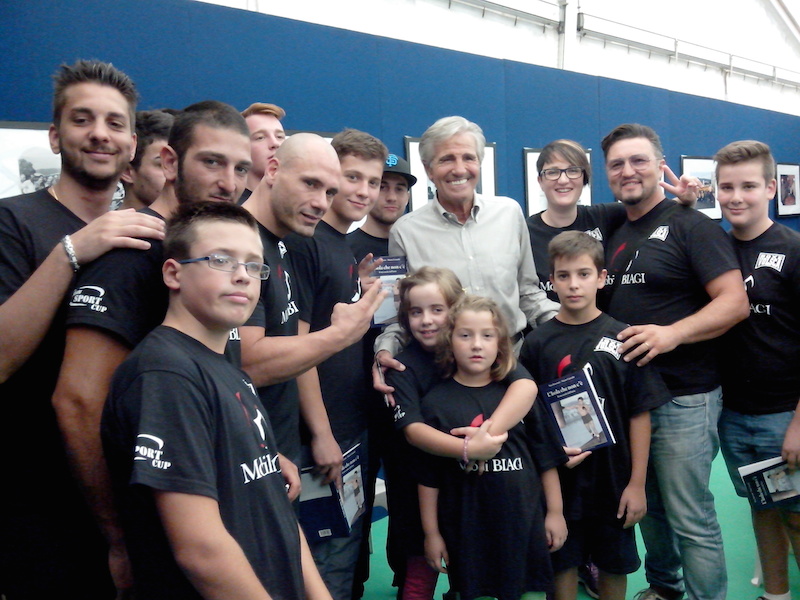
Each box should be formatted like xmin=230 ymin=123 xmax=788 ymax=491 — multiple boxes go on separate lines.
xmin=102 ymin=201 xmax=333 ymax=600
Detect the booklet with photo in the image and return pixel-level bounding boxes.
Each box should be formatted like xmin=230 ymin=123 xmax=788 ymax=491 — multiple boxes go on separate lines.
xmin=372 ymin=256 xmax=407 ymax=327
xmin=540 ymin=365 xmax=615 ymax=451
xmin=299 ymin=443 xmax=366 ymax=540
xmin=738 ymin=456 xmax=800 ymax=509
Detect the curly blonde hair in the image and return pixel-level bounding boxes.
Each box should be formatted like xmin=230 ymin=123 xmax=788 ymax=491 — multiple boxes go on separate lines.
xmin=437 ymin=295 xmax=515 ymax=381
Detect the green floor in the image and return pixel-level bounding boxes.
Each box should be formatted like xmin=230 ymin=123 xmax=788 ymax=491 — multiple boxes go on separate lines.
xmin=363 ymin=454 xmax=800 ymax=599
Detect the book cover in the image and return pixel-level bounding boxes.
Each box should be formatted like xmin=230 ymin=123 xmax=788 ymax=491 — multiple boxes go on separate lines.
xmin=540 ymin=365 xmax=616 ymax=451
xmin=372 ymin=256 xmax=407 ymax=327
xmin=738 ymin=456 xmax=800 ymax=509
xmin=299 ymin=443 xmax=366 ymax=540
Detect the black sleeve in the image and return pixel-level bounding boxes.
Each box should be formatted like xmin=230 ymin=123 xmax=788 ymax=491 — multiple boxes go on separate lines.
xmin=411 ymin=452 xmax=447 ymax=489
xmin=387 ymin=364 xmax=429 ymax=430
xmin=125 ymin=370 xmax=219 ymax=499
xmin=685 ymin=214 xmax=740 ymax=285
xmin=588 ymin=202 xmax=628 ymax=241
xmin=505 ymin=362 xmax=533 ymax=384
xmin=66 ymin=247 xmax=166 ymax=348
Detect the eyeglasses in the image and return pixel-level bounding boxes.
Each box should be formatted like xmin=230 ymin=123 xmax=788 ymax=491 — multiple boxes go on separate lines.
xmin=178 ymin=253 xmax=270 ymax=280
xmin=540 ymin=167 xmax=584 ymax=181
xmin=606 ymin=156 xmax=657 ymax=175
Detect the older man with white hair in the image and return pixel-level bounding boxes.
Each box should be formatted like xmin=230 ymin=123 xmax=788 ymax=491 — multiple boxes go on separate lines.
xmin=376 ymin=116 xmax=557 ymax=367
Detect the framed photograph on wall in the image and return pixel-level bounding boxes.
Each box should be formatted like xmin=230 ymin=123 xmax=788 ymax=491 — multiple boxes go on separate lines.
xmin=480 ymin=142 xmax=497 ymax=199
xmin=404 ymin=136 xmax=497 ymax=212
xmin=524 ymin=148 xmax=544 ymax=216
xmin=681 ymin=156 xmax=720 ymax=220
xmin=524 ymin=147 xmax=592 ymax=217
xmin=0 ymin=121 xmax=59 ymax=199
xmin=285 ymin=129 xmax=338 ymax=143
xmin=777 ymin=163 xmax=800 ymax=217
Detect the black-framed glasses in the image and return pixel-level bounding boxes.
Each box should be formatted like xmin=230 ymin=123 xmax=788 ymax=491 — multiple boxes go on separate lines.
xmin=178 ymin=253 xmax=270 ymax=280
xmin=606 ymin=155 xmax=657 ymax=175
xmin=540 ymin=167 xmax=584 ymax=181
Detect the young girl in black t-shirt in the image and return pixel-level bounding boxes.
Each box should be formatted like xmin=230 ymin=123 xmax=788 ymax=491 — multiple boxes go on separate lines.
xmin=386 ymin=268 xmax=543 ymax=600
xmin=417 ymin=295 xmax=565 ymax=600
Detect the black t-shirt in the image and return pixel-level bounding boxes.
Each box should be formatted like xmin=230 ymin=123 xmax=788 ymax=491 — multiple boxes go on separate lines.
xmin=603 ymin=200 xmax=739 ymax=395
xmin=102 ymin=326 xmax=302 ymax=600
xmin=0 ymin=189 xmax=86 ymax=491
xmin=416 ymin=378 xmax=560 ymax=599
xmin=0 ymin=190 xmax=112 ymax=592
xmin=527 ymin=203 xmax=627 ymax=302
xmin=285 ymin=221 xmax=367 ymax=444
xmin=244 ymin=223 xmax=301 ymax=461
xmin=346 ymin=227 xmax=389 ymax=264
xmin=521 ymin=313 xmax=670 ymax=519
xmin=346 ymin=229 xmax=387 ymax=359
xmin=66 ymin=206 xmax=241 ymax=363
xmin=721 ymin=223 xmax=800 ymax=414
xmin=346 ymin=227 xmax=394 ymax=430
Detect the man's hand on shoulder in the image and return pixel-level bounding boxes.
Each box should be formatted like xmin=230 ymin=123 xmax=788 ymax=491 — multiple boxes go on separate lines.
xmin=70 ymin=209 xmax=165 ymax=265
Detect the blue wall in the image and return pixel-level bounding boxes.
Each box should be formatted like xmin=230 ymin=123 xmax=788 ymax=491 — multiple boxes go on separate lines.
xmin=2 ymin=0 xmax=799 ymax=227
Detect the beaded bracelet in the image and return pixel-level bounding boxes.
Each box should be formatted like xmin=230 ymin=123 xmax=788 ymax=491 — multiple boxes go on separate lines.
xmin=61 ymin=235 xmax=80 ymax=272
xmin=462 ymin=435 xmax=471 ymax=464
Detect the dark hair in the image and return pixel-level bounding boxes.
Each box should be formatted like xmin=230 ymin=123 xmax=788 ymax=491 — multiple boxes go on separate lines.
xmin=164 ymin=200 xmax=258 ymax=261
xmin=130 ymin=110 xmax=174 ymax=169
xmin=168 ymin=100 xmax=249 ymax=162
xmin=241 ymin=102 xmax=286 ymax=120
xmin=52 ymin=59 xmax=138 ymax=127
xmin=537 ymin=139 xmax=591 ymax=186
xmin=397 ymin=266 xmax=464 ymax=333
xmin=713 ymin=140 xmax=776 ymax=182
xmin=548 ymin=231 xmax=605 ymax=275
xmin=331 ymin=128 xmax=388 ymax=163
xmin=437 ymin=295 xmax=515 ymax=381
xmin=601 ymin=123 xmax=664 ymax=160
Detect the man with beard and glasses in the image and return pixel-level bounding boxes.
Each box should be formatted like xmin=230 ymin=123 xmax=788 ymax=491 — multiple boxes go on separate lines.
xmin=0 ymin=59 xmax=165 ymax=600
xmin=599 ymin=123 xmax=748 ymax=600
xmin=50 ymin=100 xmax=256 ymax=598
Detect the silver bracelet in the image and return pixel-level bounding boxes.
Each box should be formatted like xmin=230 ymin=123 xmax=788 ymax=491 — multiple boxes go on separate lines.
xmin=61 ymin=235 xmax=80 ymax=272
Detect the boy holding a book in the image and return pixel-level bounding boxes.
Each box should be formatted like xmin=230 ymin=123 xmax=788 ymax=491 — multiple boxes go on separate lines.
xmin=520 ymin=231 xmax=670 ymax=600
xmin=715 ymin=140 xmax=800 ymax=600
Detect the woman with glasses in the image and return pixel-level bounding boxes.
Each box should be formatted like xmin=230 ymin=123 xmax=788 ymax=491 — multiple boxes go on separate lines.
xmin=526 ymin=139 xmax=628 ymax=304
